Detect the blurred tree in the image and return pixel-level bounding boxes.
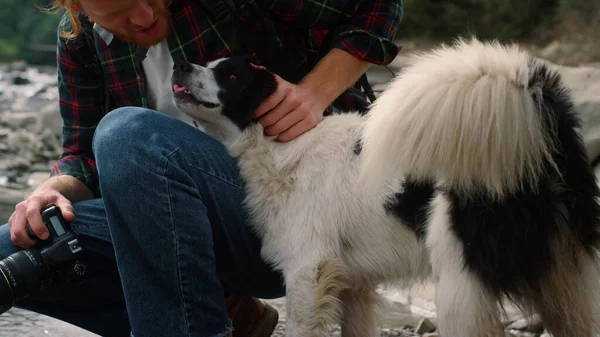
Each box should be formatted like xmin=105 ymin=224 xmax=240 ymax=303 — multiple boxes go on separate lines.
xmin=0 ymin=0 xmax=62 ymax=65
xmin=0 ymin=0 xmax=596 ymax=65
xmin=399 ymin=0 xmax=559 ymax=40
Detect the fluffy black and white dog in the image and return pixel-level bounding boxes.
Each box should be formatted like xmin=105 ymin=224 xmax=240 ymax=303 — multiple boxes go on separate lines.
xmin=171 ymin=38 xmax=600 ymax=337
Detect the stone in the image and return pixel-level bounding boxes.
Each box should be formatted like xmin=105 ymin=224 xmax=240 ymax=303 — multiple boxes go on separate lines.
xmin=539 ymin=41 xmax=561 ymax=59
xmin=5 ymin=157 xmax=31 ymax=172
xmin=6 ymin=131 xmax=44 ymax=157
xmin=505 ymin=315 xmax=544 ymax=333
xmin=26 ymin=171 xmax=50 ymax=188
xmin=505 ymin=330 xmax=538 ymax=337
xmin=415 ymin=318 xmax=437 ymax=334
xmin=6 ymin=61 xmax=27 ymax=72
xmin=548 ymin=62 xmax=600 ymax=164
xmin=36 ymin=101 xmax=61 ymax=137
xmin=12 ymin=75 xmax=30 ymax=86
xmin=0 ymin=111 xmax=39 ymax=130
xmin=0 ymin=127 xmax=11 ymax=137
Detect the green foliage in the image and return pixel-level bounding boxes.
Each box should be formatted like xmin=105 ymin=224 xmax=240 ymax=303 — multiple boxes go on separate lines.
xmin=0 ymin=39 xmax=19 ymax=61
xmin=399 ymin=0 xmax=560 ymax=41
xmin=0 ymin=0 xmax=63 ymax=65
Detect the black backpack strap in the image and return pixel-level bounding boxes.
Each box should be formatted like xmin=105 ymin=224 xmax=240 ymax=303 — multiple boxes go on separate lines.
xmin=198 ymin=0 xmax=237 ymax=21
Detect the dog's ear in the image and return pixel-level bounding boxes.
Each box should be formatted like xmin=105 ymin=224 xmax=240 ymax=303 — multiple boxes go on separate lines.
xmin=247 ymin=61 xmax=278 ymax=104
xmin=221 ymin=58 xmax=279 ymax=130
xmin=250 ymin=62 xmax=268 ymax=72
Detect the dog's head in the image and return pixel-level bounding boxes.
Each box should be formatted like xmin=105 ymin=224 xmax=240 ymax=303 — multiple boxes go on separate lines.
xmin=171 ymin=56 xmax=277 ymax=141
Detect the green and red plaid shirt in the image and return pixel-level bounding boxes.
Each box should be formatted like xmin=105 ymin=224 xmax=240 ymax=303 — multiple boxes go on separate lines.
xmin=51 ymin=0 xmax=403 ymax=196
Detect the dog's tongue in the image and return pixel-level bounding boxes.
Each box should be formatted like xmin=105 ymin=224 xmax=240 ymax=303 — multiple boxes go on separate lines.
xmin=173 ymin=84 xmax=187 ymax=93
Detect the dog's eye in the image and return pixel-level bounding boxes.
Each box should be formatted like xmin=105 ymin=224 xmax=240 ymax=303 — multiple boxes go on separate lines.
xmin=228 ymin=73 xmax=237 ymax=80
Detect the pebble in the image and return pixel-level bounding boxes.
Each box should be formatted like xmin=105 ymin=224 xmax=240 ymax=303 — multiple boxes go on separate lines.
xmin=505 ymin=315 xmax=544 ymax=333
xmin=415 ymin=318 xmax=436 ymax=334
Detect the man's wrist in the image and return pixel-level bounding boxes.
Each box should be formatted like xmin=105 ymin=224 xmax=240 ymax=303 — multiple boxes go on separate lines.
xmin=33 ymin=174 xmax=94 ymax=202
xmin=299 ymin=48 xmax=371 ymax=110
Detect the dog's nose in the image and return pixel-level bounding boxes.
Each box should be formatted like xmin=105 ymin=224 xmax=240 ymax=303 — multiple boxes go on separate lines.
xmin=173 ymin=61 xmax=193 ymax=73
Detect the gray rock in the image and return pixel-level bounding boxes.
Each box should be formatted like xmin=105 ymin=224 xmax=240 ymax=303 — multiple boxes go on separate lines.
xmin=6 ymin=131 xmax=45 ymax=157
xmin=539 ymin=41 xmax=562 ymax=59
xmin=505 ymin=330 xmax=539 ymax=337
xmin=553 ymin=63 xmax=600 ymax=164
xmin=36 ymin=101 xmax=62 ymax=137
xmin=415 ymin=318 xmax=437 ymax=334
xmin=505 ymin=315 xmax=544 ymax=333
xmin=6 ymin=60 xmax=28 ymax=72
xmin=27 ymin=171 xmax=50 ymax=188
xmin=0 ymin=111 xmax=39 ymax=130
xmin=12 ymin=75 xmax=30 ymax=86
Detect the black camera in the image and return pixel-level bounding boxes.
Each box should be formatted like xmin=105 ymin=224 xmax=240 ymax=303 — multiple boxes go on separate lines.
xmin=0 ymin=204 xmax=88 ymax=314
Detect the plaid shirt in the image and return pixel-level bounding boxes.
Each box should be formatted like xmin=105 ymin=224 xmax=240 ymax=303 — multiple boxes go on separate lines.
xmin=51 ymin=0 xmax=403 ymax=196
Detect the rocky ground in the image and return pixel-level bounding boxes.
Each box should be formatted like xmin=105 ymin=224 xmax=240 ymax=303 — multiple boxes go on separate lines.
xmin=0 ymin=40 xmax=599 ymax=336
xmin=0 ymin=61 xmax=61 ymax=221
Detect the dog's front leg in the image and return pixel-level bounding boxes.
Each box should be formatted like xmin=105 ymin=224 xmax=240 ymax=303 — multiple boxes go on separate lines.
xmin=340 ymin=287 xmax=379 ymax=337
xmin=284 ymin=259 xmax=350 ymax=337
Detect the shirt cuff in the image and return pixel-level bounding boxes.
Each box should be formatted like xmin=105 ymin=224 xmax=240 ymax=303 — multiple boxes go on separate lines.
xmin=332 ymin=28 xmax=401 ymax=66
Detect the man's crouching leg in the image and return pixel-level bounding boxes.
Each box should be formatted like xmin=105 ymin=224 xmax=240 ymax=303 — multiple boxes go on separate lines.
xmin=93 ymin=107 xmax=284 ymax=337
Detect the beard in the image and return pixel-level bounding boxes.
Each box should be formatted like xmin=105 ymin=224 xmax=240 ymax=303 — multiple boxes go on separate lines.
xmin=102 ymin=0 xmax=172 ymax=48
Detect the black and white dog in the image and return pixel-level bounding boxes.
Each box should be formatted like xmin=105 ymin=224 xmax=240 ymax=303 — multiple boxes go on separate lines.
xmin=171 ymin=38 xmax=600 ymax=337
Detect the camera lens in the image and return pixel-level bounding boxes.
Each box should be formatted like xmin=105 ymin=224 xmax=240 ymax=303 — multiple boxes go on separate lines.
xmin=0 ymin=250 xmax=46 ymax=314
xmin=0 ymin=265 xmax=14 ymax=314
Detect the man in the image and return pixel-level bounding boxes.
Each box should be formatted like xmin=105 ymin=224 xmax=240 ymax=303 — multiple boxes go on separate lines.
xmin=0 ymin=0 xmax=402 ymax=336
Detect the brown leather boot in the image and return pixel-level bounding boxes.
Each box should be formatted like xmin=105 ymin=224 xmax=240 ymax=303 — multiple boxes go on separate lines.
xmin=225 ymin=294 xmax=279 ymax=337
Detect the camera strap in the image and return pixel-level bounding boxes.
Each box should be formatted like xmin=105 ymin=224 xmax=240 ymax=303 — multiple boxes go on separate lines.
xmin=198 ymin=0 xmax=237 ymax=21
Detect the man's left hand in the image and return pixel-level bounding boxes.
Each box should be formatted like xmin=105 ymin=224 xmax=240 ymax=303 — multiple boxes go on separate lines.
xmin=253 ymin=74 xmax=326 ymax=142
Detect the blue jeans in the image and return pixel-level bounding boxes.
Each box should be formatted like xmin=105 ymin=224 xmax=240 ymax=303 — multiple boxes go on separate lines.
xmin=0 ymin=107 xmax=285 ymax=337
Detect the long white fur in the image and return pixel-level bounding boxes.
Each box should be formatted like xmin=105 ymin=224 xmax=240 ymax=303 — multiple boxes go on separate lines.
xmin=361 ymin=38 xmax=555 ymax=197
xmin=173 ymin=38 xmax=600 ymax=337
xmin=426 ymin=193 xmax=505 ymax=336
xmin=229 ymin=115 xmax=431 ymax=337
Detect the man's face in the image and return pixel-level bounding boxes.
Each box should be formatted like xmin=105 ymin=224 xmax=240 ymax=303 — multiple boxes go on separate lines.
xmin=78 ymin=0 xmax=171 ymax=48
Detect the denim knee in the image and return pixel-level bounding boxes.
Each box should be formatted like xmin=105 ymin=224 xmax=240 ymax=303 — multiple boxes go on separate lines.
xmin=92 ymin=107 xmax=161 ymax=156
xmin=93 ymin=107 xmax=174 ymax=182
xmin=0 ymin=224 xmax=20 ymax=259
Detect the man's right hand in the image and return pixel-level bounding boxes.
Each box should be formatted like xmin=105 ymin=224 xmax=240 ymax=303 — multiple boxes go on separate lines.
xmin=7 ymin=175 xmax=93 ymax=248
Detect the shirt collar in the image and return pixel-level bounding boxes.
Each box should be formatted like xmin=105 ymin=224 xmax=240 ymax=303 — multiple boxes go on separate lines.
xmin=92 ymin=0 xmax=174 ymax=46
xmin=93 ymin=23 xmax=114 ymax=45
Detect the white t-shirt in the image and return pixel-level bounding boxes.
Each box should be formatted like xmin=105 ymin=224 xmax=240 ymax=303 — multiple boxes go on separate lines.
xmin=142 ymin=40 xmax=196 ymax=126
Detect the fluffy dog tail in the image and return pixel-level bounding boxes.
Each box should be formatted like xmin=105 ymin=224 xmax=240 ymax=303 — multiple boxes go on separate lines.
xmin=360 ymin=38 xmax=554 ymax=198
xmin=360 ymin=38 xmax=600 ymax=336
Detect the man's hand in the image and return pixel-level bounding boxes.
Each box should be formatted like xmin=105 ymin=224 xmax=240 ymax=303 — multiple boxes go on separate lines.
xmin=9 ymin=189 xmax=75 ymax=248
xmin=253 ymin=74 xmax=326 ymax=142
xmin=253 ymin=48 xmax=371 ymax=142
xmin=8 ymin=175 xmax=92 ymax=248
